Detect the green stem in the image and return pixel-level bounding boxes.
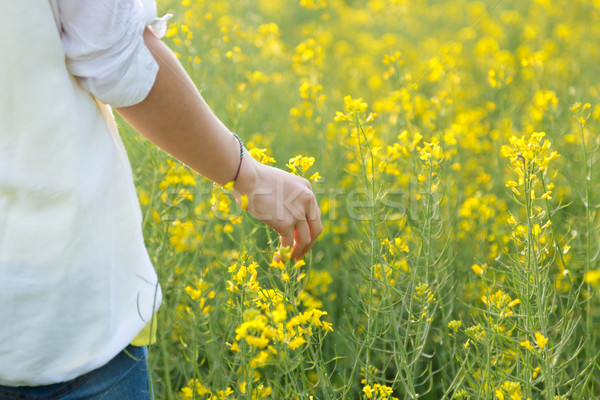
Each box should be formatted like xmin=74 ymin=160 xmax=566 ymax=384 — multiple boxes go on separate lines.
xmin=523 ymin=167 xmax=534 ymax=400
xmin=160 ymin=335 xmax=175 ymax=400
xmin=355 ymin=117 xmax=377 ymax=386
xmin=580 ymin=123 xmax=593 ymax=363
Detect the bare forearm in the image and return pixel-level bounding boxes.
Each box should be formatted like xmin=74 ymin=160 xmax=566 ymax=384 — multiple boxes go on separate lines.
xmin=115 ymin=28 xmax=322 ymax=259
xmin=115 ymin=28 xmax=242 ymax=187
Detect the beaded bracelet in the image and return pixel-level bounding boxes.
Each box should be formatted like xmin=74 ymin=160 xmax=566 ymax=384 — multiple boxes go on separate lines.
xmin=232 ymin=133 xmax=244 ymax=183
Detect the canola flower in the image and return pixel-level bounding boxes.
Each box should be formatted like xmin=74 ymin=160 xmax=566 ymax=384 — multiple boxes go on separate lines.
xmin=501 ymin=132 xmax=560 ymax=195
xmin=495 ymin=381 xmax=524 ymax=400
xmin=180 ymin=379 xmax=235 ymax=400
xmin=286 ymin=154 xmax=321 ymax=181
xmin=248 ymin=147 xmax=276 ymax=165
xmin=362 ymin=383 xmax=399 ymax=400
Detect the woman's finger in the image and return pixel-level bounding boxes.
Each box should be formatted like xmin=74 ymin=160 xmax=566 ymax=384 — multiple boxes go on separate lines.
xmin=279 ymin=224 xmax=295 ymax=255
xmin=293 ymin=219 xmax=312 ymax=259
xmin=307 ymin=212 xmax=323 ymax=248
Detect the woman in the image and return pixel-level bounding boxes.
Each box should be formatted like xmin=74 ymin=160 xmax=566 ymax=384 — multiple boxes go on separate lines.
xmin=0 ymin=0 xmax=322 ymax=397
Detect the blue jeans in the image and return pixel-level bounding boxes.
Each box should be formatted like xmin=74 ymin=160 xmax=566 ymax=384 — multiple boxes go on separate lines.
xmin=0 ymin=345 xmax=152 ymax=400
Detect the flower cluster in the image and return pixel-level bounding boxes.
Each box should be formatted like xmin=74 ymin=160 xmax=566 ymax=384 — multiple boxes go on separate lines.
xmin=501 ymin=132 xmax=560 ymax=189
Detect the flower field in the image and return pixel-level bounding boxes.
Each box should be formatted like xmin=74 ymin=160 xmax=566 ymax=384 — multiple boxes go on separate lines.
xmin=119 ymin=0 xmax=600 ymax=398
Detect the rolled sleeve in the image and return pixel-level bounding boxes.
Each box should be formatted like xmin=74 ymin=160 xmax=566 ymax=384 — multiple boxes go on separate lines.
xmin=58 ymin=0 xmax=166 ymax=107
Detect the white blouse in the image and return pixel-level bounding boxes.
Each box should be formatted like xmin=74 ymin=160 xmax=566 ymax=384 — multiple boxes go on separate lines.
xmin=0 ymin=0 xmax=167 ymax=386
xmin=58 ymin=0 xmax=170 ymax=107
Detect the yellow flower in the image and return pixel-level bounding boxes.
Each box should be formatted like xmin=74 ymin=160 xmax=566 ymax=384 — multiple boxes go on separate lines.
xmin=248 ymin=148 xmax=276 ymax=165
xmin=322 ymin=320 xmax=334 ymax=332
xmin=286 ymin=155 xmax=316 ymax=176
xmin=471 ymin=263 xmax=486 ymax=275
xmin=344 ymin=95 xmax=368 ymax=114
xmin=334 ymin=111 xmax=349 ymax=122
xmin=584 ymin=270 xmax=600 ymax=285
xmin=300 ymin=0 xmax=327 ymax=10
xmin=448 ymin=320 xmax=462 ymax=333
xmin=270 ymin=258 xmax=285 ymax=270
xmin=501 ymin=381 xmax=523 ymax=400
xmin=417 ymin=138 xmax=443 ymax=163
xmin=216 ymin=387 xmax=234 ymax=399
xmin=180 ymin=379 xmax=210 ymax=399
xmin=288 ymin=335 xmax=306 ymax=350
xmin=309 ymin=171 xmax=322 ymax=181
xmin=535 ymin=332 xmax=548 ymax=349
xmin=335 ymin=95 xmax=370 ymax=121
xmin=508 ymin=299 xmax=521 ymax=308
xmin=520 ymin=339 xmax=534 ymax=351
xmin=363 ymin=385 xmax=374 ymax=399
xmin=501 ymin=133 xmax=560 ymax=179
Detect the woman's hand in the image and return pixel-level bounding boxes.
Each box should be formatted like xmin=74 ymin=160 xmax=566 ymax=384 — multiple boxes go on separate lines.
xmin=234 ymin=154 xmax=322 ymax=260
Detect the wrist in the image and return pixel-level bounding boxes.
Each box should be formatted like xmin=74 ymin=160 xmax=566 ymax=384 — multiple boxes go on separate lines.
xmin=232 ymin=148 xmax=259 ymax=196
xmin=231 ymin=133 xmax=244 ymax=183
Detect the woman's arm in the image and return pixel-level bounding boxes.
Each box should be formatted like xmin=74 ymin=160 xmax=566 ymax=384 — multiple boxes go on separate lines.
xmin=116 ymin=28 xmax=322 ymax=259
